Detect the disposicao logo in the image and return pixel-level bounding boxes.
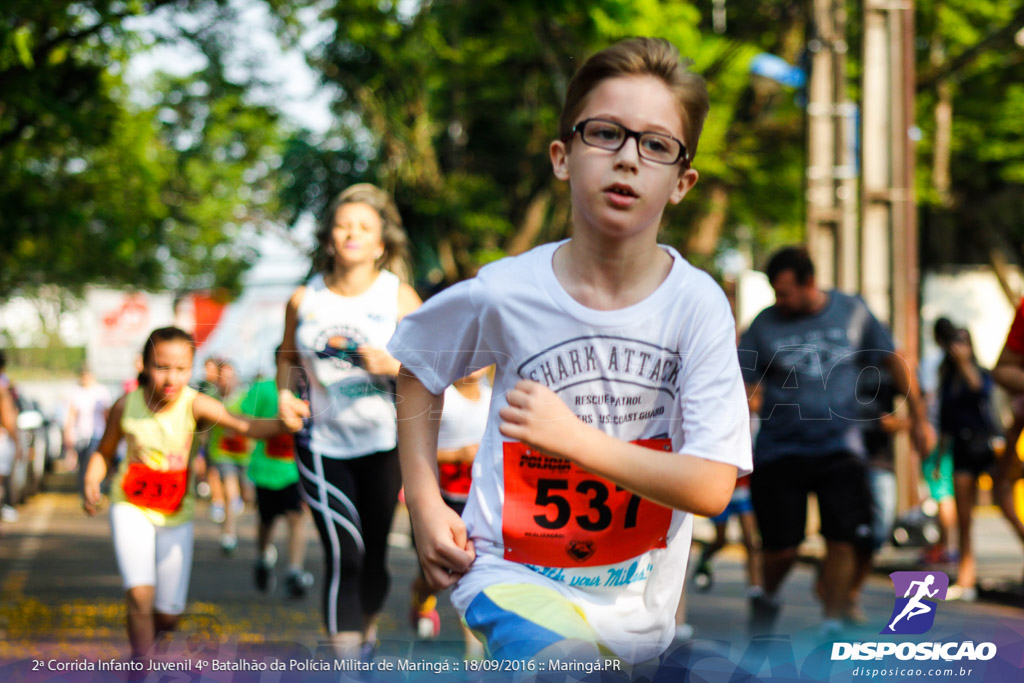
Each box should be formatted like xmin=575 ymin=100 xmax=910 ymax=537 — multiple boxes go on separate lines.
xmin=831 ymin=571 xmax=997 ymax=663
xmin=883 ymin=570 xmax=948 ymax=635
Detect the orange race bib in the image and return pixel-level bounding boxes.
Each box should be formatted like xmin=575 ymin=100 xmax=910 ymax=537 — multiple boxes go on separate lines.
xmin=264 ymin=433 xmax=295 ymax=460
xmin=121 ymin=463 xmax=189 ymax=514
xmin=502 ymin=438 xmax=673 ymax=568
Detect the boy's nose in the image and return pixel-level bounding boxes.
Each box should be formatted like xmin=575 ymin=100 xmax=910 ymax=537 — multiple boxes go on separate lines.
xmin=613 ymin=138 xmax=641 ymax=170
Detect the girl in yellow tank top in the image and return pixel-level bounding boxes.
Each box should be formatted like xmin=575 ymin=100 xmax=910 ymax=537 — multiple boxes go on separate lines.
xmin=81 ymin=327 xmax=306 ymax=659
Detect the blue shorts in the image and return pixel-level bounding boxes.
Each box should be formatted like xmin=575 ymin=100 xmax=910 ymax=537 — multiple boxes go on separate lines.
xmin=463 ymin=583 xmax=609 ymax=660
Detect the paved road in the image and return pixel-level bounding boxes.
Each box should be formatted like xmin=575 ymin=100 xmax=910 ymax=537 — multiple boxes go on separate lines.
xmin=2 ymin=473 xmax=1023 ymax=680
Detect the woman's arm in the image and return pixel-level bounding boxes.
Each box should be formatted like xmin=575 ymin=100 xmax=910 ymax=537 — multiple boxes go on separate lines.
xmin=82 ymin=395 xmax=127 ymax=515
xmin=276 ymin=287 xmax=310 ymax=422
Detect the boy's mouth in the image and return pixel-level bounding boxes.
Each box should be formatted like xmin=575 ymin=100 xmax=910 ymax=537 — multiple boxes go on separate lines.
xmin=604 ymin=183 xmax=639 ymax=207
xmin=605 ymin=183 xmax=638 ymax=198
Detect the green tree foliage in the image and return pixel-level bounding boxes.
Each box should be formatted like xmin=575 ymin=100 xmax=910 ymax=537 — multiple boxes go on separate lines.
xmin=275 ymin=0 xmax=804 ymax=285
xmin=1 ymin=0 xmax=288 ymax=298
xmin=914 ymin=0 xmax=1024 ymax=268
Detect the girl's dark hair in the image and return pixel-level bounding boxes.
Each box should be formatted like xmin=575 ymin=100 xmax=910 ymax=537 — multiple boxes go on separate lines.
xmin=138 ymin=326 xmax=195 ymax=387
xmin=311 ymin=183 xmax=411 ymax=283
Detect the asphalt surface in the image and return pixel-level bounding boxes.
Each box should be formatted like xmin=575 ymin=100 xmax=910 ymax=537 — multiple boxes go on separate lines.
xmin=2 ymin=471 xmax=1024 ymax=681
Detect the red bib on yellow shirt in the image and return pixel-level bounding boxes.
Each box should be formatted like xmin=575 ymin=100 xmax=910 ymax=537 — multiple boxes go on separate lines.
xmin=121 ymin=463 xmax=189 ymax=514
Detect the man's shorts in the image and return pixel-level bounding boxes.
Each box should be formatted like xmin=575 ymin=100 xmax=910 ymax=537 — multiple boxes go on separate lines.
xmin=463 ymin=583 xmax=603 ymax=660
xmin=254 ymin=482 xmax=304 ymax=525
xmin=750 ymin=452 xmax=873 ymax=551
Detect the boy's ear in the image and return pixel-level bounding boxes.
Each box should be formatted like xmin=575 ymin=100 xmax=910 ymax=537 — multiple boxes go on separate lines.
xmin=669 ymin=167 xmax=699 ymax=204
xmin=550 ymin=140 xmax=570 ymax=180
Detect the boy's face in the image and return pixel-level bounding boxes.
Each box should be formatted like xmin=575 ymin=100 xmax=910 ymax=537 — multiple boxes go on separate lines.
xmin=549 ymin=75 xmax=698 ymax=241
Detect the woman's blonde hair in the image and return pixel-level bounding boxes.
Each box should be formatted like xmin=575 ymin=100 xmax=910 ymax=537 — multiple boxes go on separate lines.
xmin=312 ymin=183 xmax=412 ymax=282
xmin=559 ymin=37 xmax=710 ymax=163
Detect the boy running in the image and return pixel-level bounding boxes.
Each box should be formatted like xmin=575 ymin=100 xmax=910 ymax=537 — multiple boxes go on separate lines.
xmin=389 ymin=37 xmax=751 ymax=663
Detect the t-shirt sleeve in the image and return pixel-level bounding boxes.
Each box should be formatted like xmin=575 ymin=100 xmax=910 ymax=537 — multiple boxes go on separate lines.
xmin=737 ymin=319 xmax=762 ymax=386
xmin=859 ymin=298 xmax=896 ymax=354
xmin=1005 ymin=299 xmax=1024 ymax=354
xmin=387 ymin=278 xmax=499 ymax=394
xmin=677 ymin=292 xmax=753 ymax=476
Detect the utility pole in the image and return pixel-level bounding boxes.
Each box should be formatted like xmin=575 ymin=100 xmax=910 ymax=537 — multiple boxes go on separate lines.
xmin=805 ymin=0 xmax=859 ymax=291
xmin=862 ymin=0 xmax=919 ymax=510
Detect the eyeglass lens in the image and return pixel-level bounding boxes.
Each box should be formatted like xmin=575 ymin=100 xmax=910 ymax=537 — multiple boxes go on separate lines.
xmin=580 ymin=120 xmax=684 ymax=164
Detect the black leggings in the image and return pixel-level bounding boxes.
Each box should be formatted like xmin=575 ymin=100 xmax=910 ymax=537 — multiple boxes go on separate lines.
xmin=295 ymin=445 xmax=402 ymax=634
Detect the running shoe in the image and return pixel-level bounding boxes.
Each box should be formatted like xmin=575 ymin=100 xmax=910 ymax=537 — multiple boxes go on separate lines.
xmin=254 ymin=545 xmax=277 ymax=593
xmin=210 ymin=503 xmax=226 ymax=524
xmin=1 ymin=505 xmax=18 ymax=522
xmin=220 ymin=533 xmax=237 ymax=555
xmin=749 ymin=594 xmax=781 ymax=634
xmin=693 ymin=560 xmax=713 ymax=592
xmin=230 ymin=497 xmax=244 ymax=515
xmin=285 ymin=569 xmax=314 ymax=598
xmin=409 ymin=594 xmax=440 ymax=639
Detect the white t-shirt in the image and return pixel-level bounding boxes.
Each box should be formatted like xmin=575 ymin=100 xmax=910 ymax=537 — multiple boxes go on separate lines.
xmin=388 ymin=241 xmax=751 ymax=662
xmin=437 ymin=383 xmax=492 ymax=451
xmin=69 ymin=383 xmax=112 ymax=442
xmin=295 ymin=271 xmax=400 ymax=458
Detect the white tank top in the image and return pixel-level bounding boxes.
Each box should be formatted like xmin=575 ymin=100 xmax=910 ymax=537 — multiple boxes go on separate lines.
xmin=296 ymin=270 xmax=400 ymax=458
xmin=437 ymin=383 xmax=492 ymax=451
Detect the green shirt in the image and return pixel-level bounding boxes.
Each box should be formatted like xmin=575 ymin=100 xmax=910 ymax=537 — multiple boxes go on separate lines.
xmin=241 ymin=378 xmax=299 ymax=490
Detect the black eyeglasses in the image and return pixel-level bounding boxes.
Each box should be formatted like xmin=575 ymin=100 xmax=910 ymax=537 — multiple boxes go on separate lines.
xmin=565 ymin=118 xmax=689 ymax=166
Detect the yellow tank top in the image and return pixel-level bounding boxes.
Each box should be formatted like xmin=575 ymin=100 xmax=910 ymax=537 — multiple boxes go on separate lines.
xmin=111 ymin=386 xmax=198 ymax=526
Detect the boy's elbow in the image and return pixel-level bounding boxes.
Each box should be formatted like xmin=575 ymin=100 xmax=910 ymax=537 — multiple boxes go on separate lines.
xmin=694 ymin=491 xmax=731 ymax=518
xmin=689 ymin=468 xmax=737 ymax=517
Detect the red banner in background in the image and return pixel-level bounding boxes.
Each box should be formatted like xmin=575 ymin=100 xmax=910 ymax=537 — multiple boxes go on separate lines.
xmin=188 ymin=292 xmax=228 ymax=348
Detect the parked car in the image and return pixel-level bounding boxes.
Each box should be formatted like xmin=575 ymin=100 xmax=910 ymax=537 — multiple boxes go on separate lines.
xmin=5 ymin=395 xmax=59 ymax=505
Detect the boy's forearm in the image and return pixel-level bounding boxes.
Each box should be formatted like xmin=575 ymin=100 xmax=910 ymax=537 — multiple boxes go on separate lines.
xmin=396 ymin=367 xmax=445 ymax=506
xmin=566 ymin=426 xmax=737 ymax=516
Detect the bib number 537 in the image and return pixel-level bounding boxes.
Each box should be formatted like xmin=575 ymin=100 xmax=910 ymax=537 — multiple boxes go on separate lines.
xmin=502 ymin=439 xmax=673 ymax=568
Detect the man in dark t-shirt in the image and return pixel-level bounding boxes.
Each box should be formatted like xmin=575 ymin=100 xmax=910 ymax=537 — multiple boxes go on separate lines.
xmin=739 ymin=246 xmax=932 ymax=636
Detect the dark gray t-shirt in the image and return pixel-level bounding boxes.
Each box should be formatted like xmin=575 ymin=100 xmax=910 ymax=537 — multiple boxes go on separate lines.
xmin=738 ymin=290 xmax=895 ymax=464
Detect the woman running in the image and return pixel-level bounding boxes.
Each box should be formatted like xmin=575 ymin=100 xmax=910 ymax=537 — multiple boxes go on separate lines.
xmin=82 ymin=326 xmax=303 ymax=658
xmin=277 ymin=183 xmax=420 ymax=658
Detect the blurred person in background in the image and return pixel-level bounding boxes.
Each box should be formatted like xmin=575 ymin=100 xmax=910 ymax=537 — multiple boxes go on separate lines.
xmin=243 ymin=350 xmax=313 ymax=598
xmin=919 ymin=318 xmax=958 ymax=565
xmin=192 ymin=357 xmax=226 ymax=521
xmin=940 ymin=328 xmax=1001 ymax=601
xmin=63 ymin=366 xmax=112 ymax=487
xmin=739 ymin=246 xmax=933 ymax=636
xmin=206 ymin=359 xmax=252 ymax=554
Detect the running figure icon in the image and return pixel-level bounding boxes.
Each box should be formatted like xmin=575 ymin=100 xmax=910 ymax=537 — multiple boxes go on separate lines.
xmin=888 ymin=574 xmax=940 ymax=632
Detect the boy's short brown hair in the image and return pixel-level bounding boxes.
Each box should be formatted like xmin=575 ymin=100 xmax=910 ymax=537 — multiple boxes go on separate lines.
xmin=559 ymin=37 xmax=710 ymax=163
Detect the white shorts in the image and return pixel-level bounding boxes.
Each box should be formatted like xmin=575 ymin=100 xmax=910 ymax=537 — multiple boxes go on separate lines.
xmin=0 ymin=434 xmax=14 ymax=477
xmin=110 ymin=503 xmax=194 ymax=614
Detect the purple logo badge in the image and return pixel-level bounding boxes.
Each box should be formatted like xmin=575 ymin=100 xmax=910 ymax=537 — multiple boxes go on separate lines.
xmin=882 ymin=571 xmax=949 ymax=635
